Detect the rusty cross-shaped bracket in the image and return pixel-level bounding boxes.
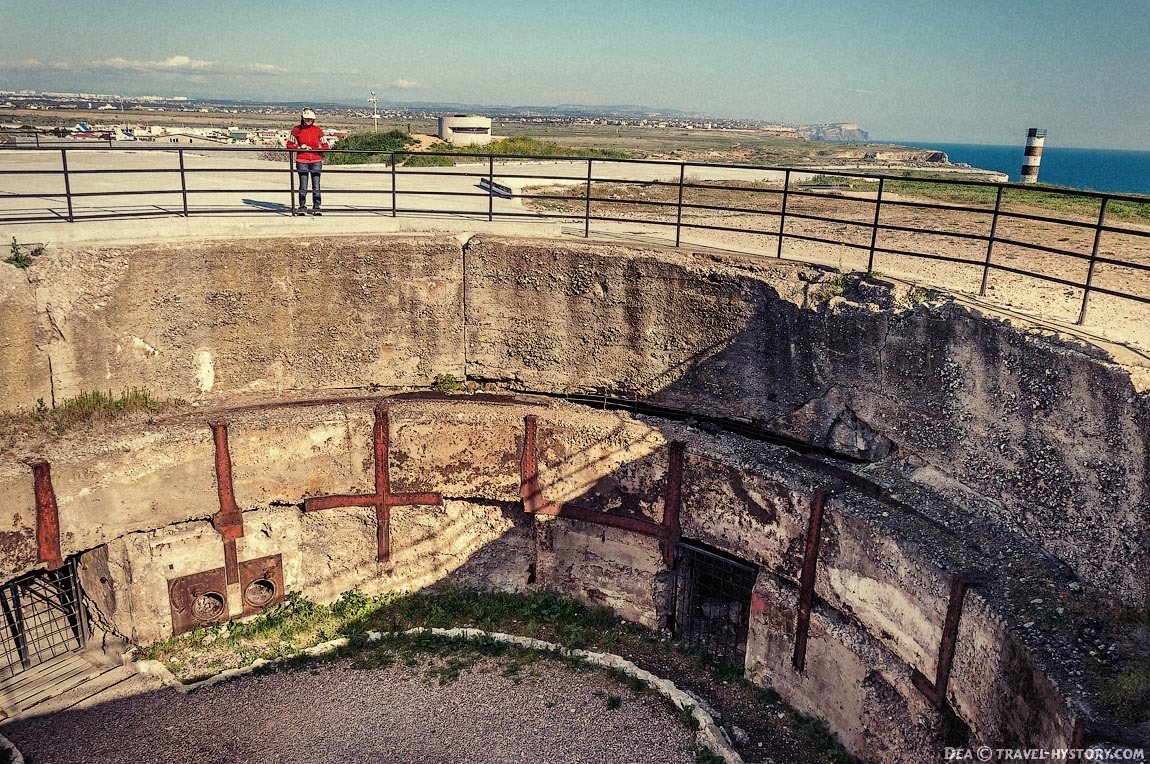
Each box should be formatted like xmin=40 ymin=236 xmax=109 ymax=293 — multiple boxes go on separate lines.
xmin=304 ymin=401 xmax=442 ymax=562
xmin=519 ymin=414 xmax=684 ymax=567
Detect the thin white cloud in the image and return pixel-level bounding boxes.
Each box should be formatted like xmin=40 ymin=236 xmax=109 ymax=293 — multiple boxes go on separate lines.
xmin=90 ymin=55 xmax=287 ymax=76
xmin=0 ymin=58 xmax=71 ymax=70
xmin=385 ymin=79 xmax=422 ymax=89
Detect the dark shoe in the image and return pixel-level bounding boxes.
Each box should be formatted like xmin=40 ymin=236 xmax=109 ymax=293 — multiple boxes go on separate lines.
xmin=312 ymin=210 xmax=323 ymax=216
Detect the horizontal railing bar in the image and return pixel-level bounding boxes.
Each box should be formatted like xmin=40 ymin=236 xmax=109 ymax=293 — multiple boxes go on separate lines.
xmin=783 ymin=189 xmax=880 ymax=205
xmin=7 ymin=142 xmax=1150 ymax=201
xmin=779 ymin=210 xmax=878 ymax=230
xmin=875 ymin=221 xmax=996 ymax=243
xmin=780 ymin=232 xmax=873 ymax=252
xmin=679 ymin=220 xmax=783 ymax=237
xmin=992 ymin=235 xmax=1096 ymax=261
xmin=680 ymin=202 xmax=782 ymax=217
xmin=1095 ymin=256 xmax=1150 ymax=273
xmin=984 ymin=260 xmax=1092 ymax=289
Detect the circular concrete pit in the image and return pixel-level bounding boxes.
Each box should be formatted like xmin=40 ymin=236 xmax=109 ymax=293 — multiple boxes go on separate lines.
xmin=1 ymin=233 xmax=1146 ymax=761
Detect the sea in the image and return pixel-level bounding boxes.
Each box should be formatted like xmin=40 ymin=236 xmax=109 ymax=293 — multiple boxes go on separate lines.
xmin=881 ymin=141 xmax=1150 ymax=197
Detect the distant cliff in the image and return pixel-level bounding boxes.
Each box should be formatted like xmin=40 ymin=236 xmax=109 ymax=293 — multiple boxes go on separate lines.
xmin=800 ymin=123 xmax=869 ymax=142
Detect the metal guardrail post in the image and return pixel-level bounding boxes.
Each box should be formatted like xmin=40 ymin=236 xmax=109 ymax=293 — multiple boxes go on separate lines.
xmin=674 ymin=163 xmax=686 ymax=247
xmin=178 ymin=149 xmax=190 ymax=217
xmin=980 ymin=186 xmax=1005 ymax=297
xmin=584 ymin=159 xmax=593 ymax=238
xmin=1077 ymin=197 xmax=1109 ymax=325
xmin=390 ymin=153 xmax=398 ymax=217
xmin=777 ymin=170 xmax=790 ymax=258
xmin=866 ymin=178 xmax=885 ymax=273
xmin=488 ymin=155 xmax=495 ymax=222
xmin=60 ymin=148 xmax=74 ymax=222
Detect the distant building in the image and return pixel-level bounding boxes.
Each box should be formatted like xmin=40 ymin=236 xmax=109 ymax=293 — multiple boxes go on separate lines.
xmin=438 ymin=115 xmax=492 ymax=146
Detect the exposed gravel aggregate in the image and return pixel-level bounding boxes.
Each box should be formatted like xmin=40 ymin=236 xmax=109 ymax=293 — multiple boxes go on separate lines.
xmin=5 ymin=656 xmax=697 ymax=764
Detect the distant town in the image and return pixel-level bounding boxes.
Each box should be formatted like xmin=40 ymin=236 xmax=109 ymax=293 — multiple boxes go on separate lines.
xmin=0 ymin=89 xmax=870 ymax=145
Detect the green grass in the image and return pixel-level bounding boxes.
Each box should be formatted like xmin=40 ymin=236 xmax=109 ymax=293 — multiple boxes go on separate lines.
xmin=26 ymin=388 xmax=166 ymax=434
xmin=325 ymin=129 xmax=418 ymax=165
xmin=138 ymin=588 xmax=858 ymax=762
xmin=1098 ymin=667 xmax=1150 ymax=724
xmin=429 ymin=135 xmax=631 ymax=161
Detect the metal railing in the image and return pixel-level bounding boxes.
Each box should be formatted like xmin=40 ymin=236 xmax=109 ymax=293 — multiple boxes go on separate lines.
xmin=2 ymin=142 xmax=1149 ymax=327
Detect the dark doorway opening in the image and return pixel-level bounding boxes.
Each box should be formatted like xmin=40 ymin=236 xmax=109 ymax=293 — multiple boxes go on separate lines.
xmin=669 ymin=540 xmax=757 ymax=665
xmin=0 ymin=558 xmax=88 ymax=680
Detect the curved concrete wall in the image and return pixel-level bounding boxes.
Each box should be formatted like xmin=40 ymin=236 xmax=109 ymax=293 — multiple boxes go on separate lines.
xmin=0 ymin=397 xmax=1085 ymax=759
xmin=2 ymin=234 xmax=1145 ymax=605
xmin=2 ymin=233 xmax=1145 ymax=756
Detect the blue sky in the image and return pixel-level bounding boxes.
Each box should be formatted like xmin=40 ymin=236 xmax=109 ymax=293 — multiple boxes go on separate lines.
xmin=1 ymin=0 xmax=1147 ymax=149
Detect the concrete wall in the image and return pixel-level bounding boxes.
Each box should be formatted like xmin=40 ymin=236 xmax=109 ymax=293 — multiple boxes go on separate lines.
xmin=3 ymin=233 xmax=1144 ymax=757
xmin=3 ymin=397 xmax=1089 ymax=759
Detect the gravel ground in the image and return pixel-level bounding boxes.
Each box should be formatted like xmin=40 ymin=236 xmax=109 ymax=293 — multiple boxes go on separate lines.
xmin=4 ymin=656 xmax=697 ymax=764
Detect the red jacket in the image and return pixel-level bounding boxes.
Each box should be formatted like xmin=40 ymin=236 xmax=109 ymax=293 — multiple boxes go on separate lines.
xmin=287 ymin=124 xmax=328 ymax=163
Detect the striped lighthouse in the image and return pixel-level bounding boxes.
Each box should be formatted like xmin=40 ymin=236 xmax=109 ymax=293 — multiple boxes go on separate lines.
xmin=1020 ymin=128 xmax=1047 ymax=184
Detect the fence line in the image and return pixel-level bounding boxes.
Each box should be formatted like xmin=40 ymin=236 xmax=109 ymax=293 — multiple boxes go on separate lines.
xmin=2 ymin=142 xmax=1149 ymax=326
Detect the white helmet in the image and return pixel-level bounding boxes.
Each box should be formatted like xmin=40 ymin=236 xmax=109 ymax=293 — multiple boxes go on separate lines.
xmin=301 ymin=108 xmax=316 ymax=120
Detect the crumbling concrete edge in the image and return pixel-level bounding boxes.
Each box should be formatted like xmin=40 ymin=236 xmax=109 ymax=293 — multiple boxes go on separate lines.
xmin=0 ymin=731 xmax=26 ymax=764
xmin=133 ymin=627 xmax=743 ymax=764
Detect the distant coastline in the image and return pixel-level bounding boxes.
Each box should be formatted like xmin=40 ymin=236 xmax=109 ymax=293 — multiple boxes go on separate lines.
xmin=882 ymin=141 xmax=1150 ymax=196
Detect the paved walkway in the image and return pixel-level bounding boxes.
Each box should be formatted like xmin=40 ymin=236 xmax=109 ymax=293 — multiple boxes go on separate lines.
xmin=3 ymin=656 xmax=697 ymax=764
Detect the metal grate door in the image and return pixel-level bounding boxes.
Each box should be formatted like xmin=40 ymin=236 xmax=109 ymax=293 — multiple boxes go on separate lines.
xmin=0 ymin=559 xmax=88 ymax=680
xmin=670 ymin=540 xmax=758 ymax=665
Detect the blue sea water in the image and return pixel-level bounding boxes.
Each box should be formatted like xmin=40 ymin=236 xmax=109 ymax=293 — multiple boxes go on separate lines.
xmin=880 ymin=141 xmax=1150 ymax=197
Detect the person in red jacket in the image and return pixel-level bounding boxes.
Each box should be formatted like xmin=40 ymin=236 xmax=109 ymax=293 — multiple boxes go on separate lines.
xmin=286 ymin=108 xmax=328 ymax=215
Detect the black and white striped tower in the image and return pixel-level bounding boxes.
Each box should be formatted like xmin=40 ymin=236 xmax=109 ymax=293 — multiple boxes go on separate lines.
xmin=1020 ymin=128 xmax=1047 ymax=184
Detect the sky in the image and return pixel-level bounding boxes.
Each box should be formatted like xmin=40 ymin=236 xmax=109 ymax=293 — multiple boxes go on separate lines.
xmin=1 ymin=0 xmax=1148 ymax=150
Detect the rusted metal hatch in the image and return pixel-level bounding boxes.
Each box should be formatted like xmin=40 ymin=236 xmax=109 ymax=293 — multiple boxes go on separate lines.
xmin=669 ymin=540 xmax=758 ymax=665
xmin=168 ymin=554 xmax=286 ymax=635
xmin=0 ymin=558 xmax=89 ymax=680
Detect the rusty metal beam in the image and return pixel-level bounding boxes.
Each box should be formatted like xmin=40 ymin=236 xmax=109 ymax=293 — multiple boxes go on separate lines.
xmin=792 ymin=489 xmax=827 ymax=673
xmin=520 ymin=414 xmax=559 ymax=515
xmin=27 ymin=459 xmax=64 ymax=571
xmin=530 ymin=502 xmax=667 ymax=537
xmin=913 ymin=573 xmax=971 ymax=709
xmin=209 ymin=421 xmax=244 ymax=542
xmin=521 ymin=415 xmax=687 ymax=568
xmin=660 ymin=441 xmax=684 ymax=567
xmin=303 ymin=401 xmax=442 ymax=562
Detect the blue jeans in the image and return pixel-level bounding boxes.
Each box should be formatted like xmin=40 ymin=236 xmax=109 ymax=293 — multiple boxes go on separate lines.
xmin=296 ymin=161 xmax=322 ymax=209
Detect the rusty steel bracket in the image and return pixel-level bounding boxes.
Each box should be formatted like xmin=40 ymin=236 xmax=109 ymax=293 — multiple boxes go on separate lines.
xmin=304 ymin=401 xmax=442 ymax=562
xmin=911 ymin=572 xmax=974 ymax=709
xmin=209 ymin=420 xmax=245 ymax=584
xmin=520 ymin=415 xmax=685 ymax=567
xmin=792 ymin=488 xmax=828 ymax=673
xmin=26 ymin=459 xmax=64 ymax=571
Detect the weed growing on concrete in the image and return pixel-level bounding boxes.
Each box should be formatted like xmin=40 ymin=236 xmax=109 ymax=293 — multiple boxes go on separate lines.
xmin=434 ymin=373 xmax=462 ymax=394
xmin=29 ymin=388 xmax=165 ymax=434
xmin=814 ymin=271 xmax=850 ymax=303
xmin=6 ymin=237 xmax=42 ymax=269
xmin=1098 ymin=667 xmax=1150 ymax=725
